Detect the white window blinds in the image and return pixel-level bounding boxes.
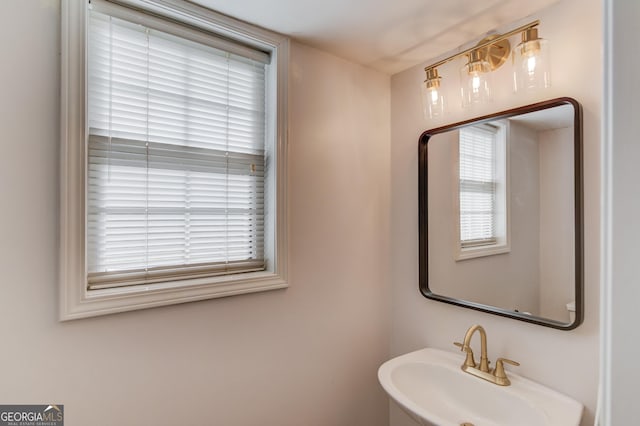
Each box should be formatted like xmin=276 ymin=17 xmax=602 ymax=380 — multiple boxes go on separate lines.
xmin=86 ymin=5 xmax=269 ymax=289
xmin=458 ymin=125 xmax=498 ymax=247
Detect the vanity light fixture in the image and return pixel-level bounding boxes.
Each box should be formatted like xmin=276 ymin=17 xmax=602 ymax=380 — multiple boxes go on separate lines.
xmin=421 ymin=20 xmax=549 ymax=117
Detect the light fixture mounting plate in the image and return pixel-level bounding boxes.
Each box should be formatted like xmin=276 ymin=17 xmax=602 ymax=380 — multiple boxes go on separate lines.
xmin=476 ymin=35 xmax=511 ymax=71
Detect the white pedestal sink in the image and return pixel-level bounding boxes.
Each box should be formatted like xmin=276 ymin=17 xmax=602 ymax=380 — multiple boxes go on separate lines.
xmin=378 ymin=348 xmax=583 ymax=426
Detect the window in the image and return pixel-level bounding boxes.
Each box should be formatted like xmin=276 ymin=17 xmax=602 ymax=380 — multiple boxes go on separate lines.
xmin=454 ymin=122 xmax=509 ymax=260
xmin=60 ymin=0 xmax=288 ymax=320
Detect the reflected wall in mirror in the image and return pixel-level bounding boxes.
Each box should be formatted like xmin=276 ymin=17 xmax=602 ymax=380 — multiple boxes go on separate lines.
xmin=418 ymin=97 xmax=583 ymax=329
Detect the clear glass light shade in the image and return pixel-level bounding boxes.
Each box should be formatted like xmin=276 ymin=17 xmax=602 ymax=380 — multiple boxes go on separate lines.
xmin=422 ymin=74 xmax=445 ymax=119
xmin=460 ymin=52 xmax=492 ymax=108
xmin=513 ymin=29 xmax=551 ymax=92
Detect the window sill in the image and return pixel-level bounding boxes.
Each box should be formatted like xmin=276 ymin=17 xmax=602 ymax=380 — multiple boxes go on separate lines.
xmin=454 ymin=243 xmax=511 ymax=261
xmin=61 ymin=271 xmax=287 ymax=320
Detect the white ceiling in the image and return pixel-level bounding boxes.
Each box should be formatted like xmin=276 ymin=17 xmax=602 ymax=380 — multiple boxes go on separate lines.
xmin=191 ymin=0 xmax=561 ymax=74
xmin=510 ymin=104 xmax=574 ymax=131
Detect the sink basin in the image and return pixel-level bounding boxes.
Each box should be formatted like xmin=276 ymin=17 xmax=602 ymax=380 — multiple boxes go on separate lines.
xmin=378 ymin=348 xmax=583 ymax=426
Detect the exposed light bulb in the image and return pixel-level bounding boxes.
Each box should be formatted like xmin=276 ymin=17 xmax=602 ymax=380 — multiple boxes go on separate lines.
xmin=471 ymin=74 xmax=481 ymax=92
xmin=527 ymin=55 xmax=537 ymax=75
xmin=430 ymin=88 xmax=439 ymax=104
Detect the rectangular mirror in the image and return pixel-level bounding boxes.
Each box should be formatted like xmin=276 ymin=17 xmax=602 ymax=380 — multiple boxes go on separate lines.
xmin=418 ymin=97 xmax=583 ymax=329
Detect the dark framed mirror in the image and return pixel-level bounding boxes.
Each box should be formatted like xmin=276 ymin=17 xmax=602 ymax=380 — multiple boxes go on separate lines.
xmin=418 ymin=97 xmax=583 ymax=329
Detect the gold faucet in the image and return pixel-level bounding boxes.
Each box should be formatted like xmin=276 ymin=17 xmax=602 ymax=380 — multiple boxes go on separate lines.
xmin=453 ymin=324 xmax=520 ymax=386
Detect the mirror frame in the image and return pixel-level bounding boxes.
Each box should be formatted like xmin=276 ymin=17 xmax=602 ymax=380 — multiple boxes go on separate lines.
xmin=418 ymin=97 xmax=583 ymax=330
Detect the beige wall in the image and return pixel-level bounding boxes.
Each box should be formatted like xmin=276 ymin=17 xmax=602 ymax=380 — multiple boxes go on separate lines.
xmin=389 ymin=0 xmax=601 ymax=425
xmin=0 ymin=2 xmax=391 ymax=425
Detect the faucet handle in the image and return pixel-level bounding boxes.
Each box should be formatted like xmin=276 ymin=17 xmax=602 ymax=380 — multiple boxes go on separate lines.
xmin=453 ymin=342 xmax=476 ymax=368
xmin=496 ymin=357 xmax=520 ymax=367
xmin=493 ymin=357 xmax=520 ymax=384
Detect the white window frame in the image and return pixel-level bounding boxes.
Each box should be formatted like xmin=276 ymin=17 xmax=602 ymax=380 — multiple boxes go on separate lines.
xmin=60 ymin=0 xmax=289 ymax=320
xmin=453 ymin=121 xmax=510 ymax=261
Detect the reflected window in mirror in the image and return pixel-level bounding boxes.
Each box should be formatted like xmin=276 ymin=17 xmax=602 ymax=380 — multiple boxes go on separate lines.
xmin=455 ymin=122 xmax=510 ymax=260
